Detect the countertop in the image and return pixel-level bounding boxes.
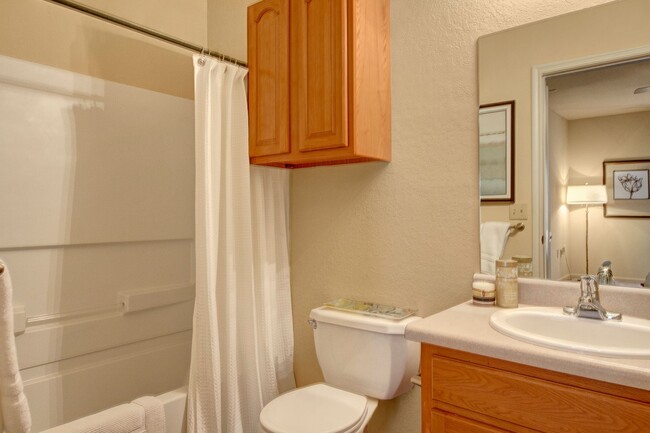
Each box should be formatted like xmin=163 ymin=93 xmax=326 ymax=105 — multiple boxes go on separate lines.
xmin=405 ymin=276 xmax=650 ymax=391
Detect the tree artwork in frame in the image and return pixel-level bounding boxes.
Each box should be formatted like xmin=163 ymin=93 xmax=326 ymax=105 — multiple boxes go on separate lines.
xmin=479 ymin=101 xmax=514 ymax=203
xmin=603 ymin=159 xmax=650 ymax=218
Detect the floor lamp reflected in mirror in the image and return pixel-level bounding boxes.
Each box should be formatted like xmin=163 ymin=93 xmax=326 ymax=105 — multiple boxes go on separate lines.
xmin=566 ymin=184 xmax=608 ymax=275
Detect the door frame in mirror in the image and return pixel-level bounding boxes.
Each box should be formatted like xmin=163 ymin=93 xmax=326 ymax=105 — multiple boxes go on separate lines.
xmin=531 ymin=45 xmax=650 ymax=278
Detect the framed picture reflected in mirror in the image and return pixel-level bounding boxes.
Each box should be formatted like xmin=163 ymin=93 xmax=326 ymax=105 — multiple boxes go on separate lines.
xmin=479 ymin=101 xmax=514 ymax=203
xmin=603 ymin=159 xmax=650 ymax=218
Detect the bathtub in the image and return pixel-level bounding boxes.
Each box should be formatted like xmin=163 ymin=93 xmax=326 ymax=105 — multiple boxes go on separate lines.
xmin=159 ymin=387 xmax=188 ymax=433
xmin=41 ymin=387 xmax=188 ymax=433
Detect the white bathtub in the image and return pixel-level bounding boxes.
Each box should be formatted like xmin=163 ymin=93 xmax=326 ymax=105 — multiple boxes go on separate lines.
xmin=41 ymin=387 xmax=188 ymax=433
xmin=158 ymin=387 xmax=188 ymax=433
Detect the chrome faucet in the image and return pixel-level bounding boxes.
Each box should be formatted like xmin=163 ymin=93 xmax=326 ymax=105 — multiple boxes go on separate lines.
xmin=563 ymin=275 xmax=622 ymax=321
xmin=596 ymin=260 xmax=614 ymax=285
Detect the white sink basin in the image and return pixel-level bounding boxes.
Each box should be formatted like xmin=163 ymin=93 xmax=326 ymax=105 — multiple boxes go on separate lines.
xmin=490 ymin=307 xmax=650 ymax=358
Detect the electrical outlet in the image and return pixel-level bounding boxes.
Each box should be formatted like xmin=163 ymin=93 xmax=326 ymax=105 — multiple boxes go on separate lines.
xmin=509 ymin=204 xmax=528 ymax=220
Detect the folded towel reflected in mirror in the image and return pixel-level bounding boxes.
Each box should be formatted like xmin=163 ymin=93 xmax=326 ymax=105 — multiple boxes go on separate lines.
xmin=480 ymin=222 xmax=512 ymax=275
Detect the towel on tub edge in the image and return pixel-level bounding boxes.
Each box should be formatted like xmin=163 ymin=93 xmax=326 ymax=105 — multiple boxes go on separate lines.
xmin=41 ymin=395 xmax=165 ymax=433
xmin=133 ymin=396 xmax=165 ymax=433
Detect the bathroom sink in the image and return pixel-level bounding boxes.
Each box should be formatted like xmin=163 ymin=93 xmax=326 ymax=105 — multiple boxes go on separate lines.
xmin=490 ymin=307 xmax=650 ymax=358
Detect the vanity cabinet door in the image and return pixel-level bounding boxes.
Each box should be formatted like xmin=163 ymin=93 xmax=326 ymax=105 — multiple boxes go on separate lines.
xmin=247 ymin=0 xmax=290 ymax=157
xmin=421 ymin=344 xmax=650 ymax=433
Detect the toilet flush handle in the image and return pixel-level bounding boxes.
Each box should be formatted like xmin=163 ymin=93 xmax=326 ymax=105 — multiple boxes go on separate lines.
xmin=308 ymin=319 xmax=317 ymax=329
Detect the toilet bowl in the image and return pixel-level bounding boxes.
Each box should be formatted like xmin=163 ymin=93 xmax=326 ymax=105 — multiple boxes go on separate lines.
xmin=260 ymin=383 xmax=378 ymax=433
xmin=259 ymin=306 xmax=420 ymax=433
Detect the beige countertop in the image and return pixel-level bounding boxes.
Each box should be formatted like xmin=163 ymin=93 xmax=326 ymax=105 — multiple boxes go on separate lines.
xmin=405 ymin=276 xmax=650 ymax=391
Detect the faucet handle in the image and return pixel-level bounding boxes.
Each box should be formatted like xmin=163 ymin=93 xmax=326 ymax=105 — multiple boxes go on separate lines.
xmin=579 ymin=275 xmax=600 ymax=302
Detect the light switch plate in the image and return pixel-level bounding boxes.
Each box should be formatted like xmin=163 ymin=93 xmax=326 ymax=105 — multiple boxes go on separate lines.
xmin=510 ymin=204 xmax=528 ymax=220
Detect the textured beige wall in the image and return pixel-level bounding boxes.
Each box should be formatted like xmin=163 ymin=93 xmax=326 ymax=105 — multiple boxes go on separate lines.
xmin=207 ymin=0 xmax=257 ymax=62
xmin=290 ymin=1 xmax=623 ymax=432
xmin=479 ymin=0 xmax=650 ymax=274
xmin=78 ymin=0 xmax=208 ymax=47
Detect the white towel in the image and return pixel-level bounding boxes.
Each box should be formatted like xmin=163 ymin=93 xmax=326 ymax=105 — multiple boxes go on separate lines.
xmin=132 ymin=396 xmax=165 ymax=433
xmin=0 ymin=260 xmax=31 ymax=433
xmin=41 ymin=404 xmax=145 ymax=433
xmin=480 ymin=222 xmax=512 ymax=275
xmin=41 ymin=395 xmax=166 ymax=433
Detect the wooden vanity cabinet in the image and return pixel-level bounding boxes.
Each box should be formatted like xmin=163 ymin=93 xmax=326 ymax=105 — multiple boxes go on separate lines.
xmin=247 ymin=0 xmax=391 ymax=168
xmin=421 ymin=344 xmax=650 ymax=433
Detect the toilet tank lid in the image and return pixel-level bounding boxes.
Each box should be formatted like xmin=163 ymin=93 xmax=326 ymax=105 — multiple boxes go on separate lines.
xmin=310 ymin=307 xmax=421 ymax=335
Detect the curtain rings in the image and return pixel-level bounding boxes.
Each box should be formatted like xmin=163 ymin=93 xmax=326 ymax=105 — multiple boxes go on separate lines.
xmin=198 ymin=47 xmax=207 ymax=66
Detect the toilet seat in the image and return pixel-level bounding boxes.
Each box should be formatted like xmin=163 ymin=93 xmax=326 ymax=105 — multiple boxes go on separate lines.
xmin=260 ymin=383 xmax=369 ymax=433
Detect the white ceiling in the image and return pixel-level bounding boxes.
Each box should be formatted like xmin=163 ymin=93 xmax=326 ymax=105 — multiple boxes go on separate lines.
xmin=547 ymin=58 xmax=650 ymax=120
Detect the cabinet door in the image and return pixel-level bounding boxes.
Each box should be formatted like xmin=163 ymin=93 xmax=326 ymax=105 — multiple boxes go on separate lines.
xmin=248 ymin=0 xmax=289 ymax=157
xmin=292 ymin=0 xmax=348 ymax=152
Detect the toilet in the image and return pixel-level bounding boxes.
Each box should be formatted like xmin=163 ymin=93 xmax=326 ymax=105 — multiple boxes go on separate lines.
xmin=260 ymin=306 xmax=421 ymax=433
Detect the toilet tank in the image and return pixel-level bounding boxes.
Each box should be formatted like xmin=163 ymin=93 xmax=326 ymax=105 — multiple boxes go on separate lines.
xmin=309 ymin=307 xmax=421 ymax=400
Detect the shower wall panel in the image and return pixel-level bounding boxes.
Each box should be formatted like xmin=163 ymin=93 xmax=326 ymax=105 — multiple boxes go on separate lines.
xmin=0 ymin=53 xmax=195 ymax=431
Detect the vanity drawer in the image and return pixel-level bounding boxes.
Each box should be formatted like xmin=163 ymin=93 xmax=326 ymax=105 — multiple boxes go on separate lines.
xmin=429 ymin=353 xmax=650 ymax=433
xmin=431 ymin=409 xmax=509 ymax=433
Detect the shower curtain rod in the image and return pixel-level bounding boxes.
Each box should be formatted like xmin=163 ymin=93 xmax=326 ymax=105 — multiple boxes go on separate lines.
xmin=44 ymin=0 xmax=248 ymax=68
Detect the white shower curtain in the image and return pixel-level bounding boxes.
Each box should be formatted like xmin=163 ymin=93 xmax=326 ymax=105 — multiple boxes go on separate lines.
xmin=188 ymin=54 xmax=295 ymax=433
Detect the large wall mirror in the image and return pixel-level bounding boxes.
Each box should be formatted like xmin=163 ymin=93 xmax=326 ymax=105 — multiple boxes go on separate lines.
xmin=478 ymin=0 xmax=650 ymax=286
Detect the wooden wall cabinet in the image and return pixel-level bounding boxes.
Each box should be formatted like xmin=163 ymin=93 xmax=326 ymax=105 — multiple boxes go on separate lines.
xmin=421 ymin=344 xmax=650 ymax=433
xmin=247 ymin=0 xmax=391 ymax=168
